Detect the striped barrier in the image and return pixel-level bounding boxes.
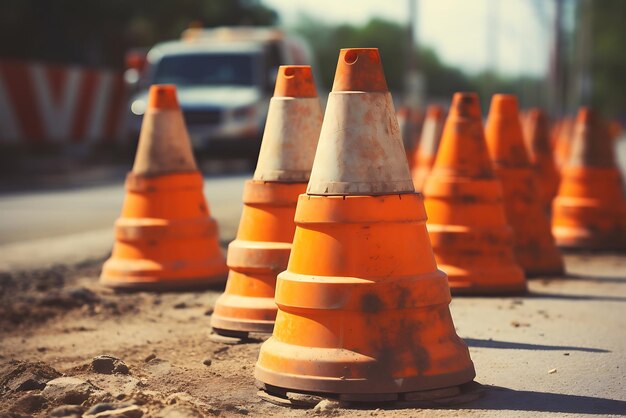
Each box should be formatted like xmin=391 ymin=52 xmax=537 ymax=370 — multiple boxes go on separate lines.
xmin=0 ymin=60 xmax=126 ymax=145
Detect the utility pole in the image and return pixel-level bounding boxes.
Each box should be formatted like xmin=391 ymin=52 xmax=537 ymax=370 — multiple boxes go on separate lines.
xmin=405 ymin=0 xmax=423 ymax=109
xmin=486 ymin=0 xmax=499 ymax=98
xmin=549 ymin=0 xmax=565 ymax=117
xmin=577 ymin=0 xmax=593 ymax=106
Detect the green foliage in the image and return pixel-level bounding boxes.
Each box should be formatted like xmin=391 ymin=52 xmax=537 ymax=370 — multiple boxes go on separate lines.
xmin=589 ymin=0 xmax=626 ymax=116
xmin=294 ymin=15 xmax=546 ymax=109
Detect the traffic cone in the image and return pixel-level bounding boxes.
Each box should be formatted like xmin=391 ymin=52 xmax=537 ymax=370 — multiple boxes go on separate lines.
xmin=100 ymin=85 xmax=227 ymax=290
xmin=211 ymin=66 xmax=323 ymax=337
xmin=398 ymin=106 xmax=423 ymax=170
xmin=485 ymin=94 xmax=564 ymax=277
xmin=255 ymin=49 xmax=475 ymax=402
xmin=423 ymin=93 xmax=526 ymax=295
xmin=523 ymin=108 xmax=560 ymax=208
xmin=552 ymin=107 xmax=626 ymax=250
xmin=411 ymin=104 xmax=445 ymax=191
xmin=554 ymin=116 xmax=574 ymax=170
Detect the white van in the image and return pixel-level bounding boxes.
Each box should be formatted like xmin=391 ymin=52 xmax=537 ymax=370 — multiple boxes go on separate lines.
xmin=124 ymin=27 xmax=314 ymax=164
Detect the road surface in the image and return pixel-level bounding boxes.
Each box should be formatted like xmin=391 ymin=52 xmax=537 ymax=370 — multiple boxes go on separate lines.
xmin=0 ymin=174 xmax=247 ymax=270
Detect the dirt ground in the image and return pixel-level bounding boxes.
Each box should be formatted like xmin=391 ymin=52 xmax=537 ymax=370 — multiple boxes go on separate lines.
xmin=1 ymin=252 xmax=625 ymax=417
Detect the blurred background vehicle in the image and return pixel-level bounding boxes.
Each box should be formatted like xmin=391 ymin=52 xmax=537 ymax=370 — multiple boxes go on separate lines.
xmin=124 ymin=27 xmax=314 ymax=165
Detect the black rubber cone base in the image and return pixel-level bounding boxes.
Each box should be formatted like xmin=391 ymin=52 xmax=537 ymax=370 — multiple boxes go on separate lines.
xmin=257 ymin=380 xmax=485 ymax=409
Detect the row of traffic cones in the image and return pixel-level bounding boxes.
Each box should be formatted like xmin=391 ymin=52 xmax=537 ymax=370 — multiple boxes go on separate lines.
xmin=409 ymin=98 xmax=625 ymax=254
xmin=98 ymin=47 xmax=624 ymax=404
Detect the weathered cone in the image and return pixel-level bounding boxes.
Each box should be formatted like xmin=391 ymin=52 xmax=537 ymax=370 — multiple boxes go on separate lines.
xmin=100 ymin=85 xmax=227 ymax=290
xmin=424 ymin=93 xmax=526 ymax=294
xmin=211 ymin=66 xmax=323 ymax=336
xmin=485 ymin=94 xmax=564 ymax=277
xmin=411 ymin=105 xmax=445 ymax=191
xmin=306 ymin=50 xmax=414 ymax=196
xmin=552 ymin=107 xmax=626 ymax=250
xmin=523 ymin=108 xmax=560 ymax=208
xmin=255 ymin=48 xmax=475 ymax=401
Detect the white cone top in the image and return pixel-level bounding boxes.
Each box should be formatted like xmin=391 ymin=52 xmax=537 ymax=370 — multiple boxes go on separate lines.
xmin=253 ymin=96 xmax=323 ymax=182
xmin=132 ymin=107 xmax=198 ymax=176
xmin=418 ymin=112 xmax=445 ymax=158
xmin=307 ymin=91 xmax=415 ymax=196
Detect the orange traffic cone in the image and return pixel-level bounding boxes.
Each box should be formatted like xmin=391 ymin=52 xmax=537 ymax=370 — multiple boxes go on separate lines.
xmin=255 ymin=49 xmax=475 ymax=403
xmin=523 ymin=108 xmax=560 ymax=208
xmin=552 ymin=107 xmax=626 ymax=250
xmin=211 ymin=66 xmax=323 ymax=337
xmin=100 ymin=85 xmax=227 ymax=290
xmin=485 ymin=94 xmax=564 ymax=277
xmin=411 ymin=104 xmax=445 ymax=191
xmin=398 ymin=106 xmax=423 ymax=170
xmin=424 ymin=93 xmax=526 ymax=295
xmin=554 ymin=116 xmax=574 ymax=170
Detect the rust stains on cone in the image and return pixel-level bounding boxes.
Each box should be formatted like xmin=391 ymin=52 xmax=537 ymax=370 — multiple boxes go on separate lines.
xmin=132 ymin=85 xmax=198 ymax=176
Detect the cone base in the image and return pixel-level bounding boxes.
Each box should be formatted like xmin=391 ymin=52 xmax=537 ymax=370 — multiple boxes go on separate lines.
xmin=514 ymin=251 xmax=565 ymax=278
xmin=100 ymin=273 xmax=226 ymax=291
xmin=100 ymin=259 xmax=228 ymax=291
xmin=444 ymin=265 xmax=527 ymax=296
xmin=553 ymin=226 xmax=625 ymax=251
xmin=211 ymin=316 xmax=274 ymax=335
xmin=211 ymin=293 xmax=276 ymax=335
xmin=258 ymin=380 xmax=483 ymax=407
xmin=255 ymin=360 xmax=475 ymax=396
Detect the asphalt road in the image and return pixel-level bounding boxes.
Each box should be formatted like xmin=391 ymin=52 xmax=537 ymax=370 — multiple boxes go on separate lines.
xmin=0 ymin=174 xmax=247 ymax=270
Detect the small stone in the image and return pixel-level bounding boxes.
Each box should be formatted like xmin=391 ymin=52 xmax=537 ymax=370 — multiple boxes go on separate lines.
xmin=173 ymin=302 xmax=187 ymax=309
xmin=85 ymin=405 xmax=143 ymax=418
xmin=313 ymin=399 xmax=340 ymax=413
xmin=202 ymin=358 xmax=212 ymax=367
xmin=12 ymin=393 xmax=47 ymax=413
xmin=92 ymin=355 xmax=130 ymax=375
xmin=204 ymin=308 xmax=214 ymax=316
xmin=564 ymin=353 xmax=570 ymax=356
xmin=85 ymin=403 xmax=122 ymax=415
xmin=41 ymin=377 xmax=97 ymax=404
xmin=49 ymin=404 xmax=86 ymax=417
xmin=144 ymin=354 xmax=156 ymax=363
xmin=234 ymin=405 xmax=249 ymax=415
xmin=548 ymin=368 xmax=557 ymax=374
xmin=1 ymin=360 xmax=61 ymax=392
xmin=156 ymin=405 xmax=201 ymax=418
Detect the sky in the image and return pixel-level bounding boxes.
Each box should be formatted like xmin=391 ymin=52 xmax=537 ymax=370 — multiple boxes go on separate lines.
xmin=262 ymin=0 xmax=555 ymax=77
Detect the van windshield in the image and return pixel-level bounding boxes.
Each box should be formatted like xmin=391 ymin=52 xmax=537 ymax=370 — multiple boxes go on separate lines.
xmin=153 ymin=53 xmax=256 ymax=87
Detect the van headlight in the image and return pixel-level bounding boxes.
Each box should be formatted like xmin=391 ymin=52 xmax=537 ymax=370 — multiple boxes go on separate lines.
xmin=131 ymin=99 xmax=146 ymax=116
